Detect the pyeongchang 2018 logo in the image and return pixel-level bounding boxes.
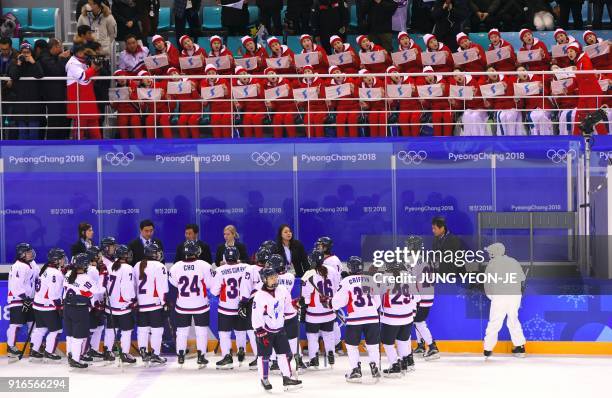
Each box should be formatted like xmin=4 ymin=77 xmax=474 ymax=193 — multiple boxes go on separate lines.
xmin=397 ymin=150 xmax=427 ymax=165
xmin=546 ymin=149 xmax=577 ymax=164
xmin=251 ymin=152 xmax=280 ymax=166
xmin=105 ymin=152 xmax=135 ymax=166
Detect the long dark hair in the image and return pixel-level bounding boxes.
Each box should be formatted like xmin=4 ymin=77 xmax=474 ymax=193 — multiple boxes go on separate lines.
xmin=68 ymin=268 xmax=78 ymax=284
xmin=316 ymin=264 xmax=328 ymax=279
xmin=276 ymin=224 xmax=293 ymax=249
xmin=112 ymin=259 xmax=123 ymax=272
xmin=78 ymin=222 xmax=92 ymax=240
xmin=139 ymin=260 xmax=147 ymax=280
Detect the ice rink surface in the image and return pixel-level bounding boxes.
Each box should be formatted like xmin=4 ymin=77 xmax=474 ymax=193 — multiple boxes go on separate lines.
xmin=2 ymin=353 xmax=610 ymax=398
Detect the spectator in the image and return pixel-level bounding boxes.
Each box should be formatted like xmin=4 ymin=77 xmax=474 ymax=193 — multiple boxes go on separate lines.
xmin=75 ymin=0 xmax=111 ymax=22
xmin=220 ymin=0 xmax=249 ymax=36
xmin=431 ymin=0 xmax=470 ymax=52
xmin=469 ymin=0 xmax=502 ymax=32
xmin=410 ymin=0 xmax=436 ymax=32
xmin=174 ymin=0 xmax=202 ymax=51
xmin=258 ymin=0 xmax=284 ymax=36
xmin=592 ymin=0 xmax=612 ymax=30
xmin=137 ymin=0 xmax=161 ymax=43
xmin=112 ymin=0 xmax=142 ymax=42
xmin=0 ymin=37 xmax=17 ymax=137
xmin=362 ymin=0 xmax=398 ymax=53
xmin=173 ymin=223 xmax=213 ymax=264
xmin=392 ymin=0 xmax=410 ymax=32
xmin=77 ymin=0 xmax=117 ymax=56
xmin=286 ymin=0 xmax=312 ymax=34
xmin=118 ymin=34 xmax=149 ymax=74
xmin=494 ymin=0 xmax=526 ymax=31
xmin=66 ymin=45 xmax=102 ymax=139
xmin=89 ymin=42 xmax=111 ymax=133
xmin=39 ymin=39 xmax=72 ymax=140
xmin=311 ymin=0 xmax=350 ymax=54
xmin=557 ymin=0 xmax=583 ymax=30
xmin=7 ymin=43 xmax=44 ymax=140
xmin=525 ymin=0 xmax=555 ymax=31
xmin=128 ymin=219 xmax=165 ymax=264
xmin=73 ymin=25 xmax=97 ymax=50
xmin=33 ymin=40 xmax=48 ymax=60
xmin=149 ymin=34 xmax=181 ymax=75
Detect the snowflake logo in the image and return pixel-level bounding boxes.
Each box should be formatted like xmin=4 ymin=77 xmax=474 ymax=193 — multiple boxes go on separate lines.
xmin=456 ymin=292 xmax=487 ymax=310
xmin=557 ymin=295 xmax=594 ymax=309
xmin=523 ymin=314 xmax=555 ymax=341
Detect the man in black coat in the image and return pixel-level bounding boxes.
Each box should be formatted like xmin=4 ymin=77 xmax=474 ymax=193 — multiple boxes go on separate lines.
xmin=39 ymin=39 xmax=71 ymax=140
xmin=220 ymin=0 xmax=249 ymax=36
xmin=311 ymin=0 xmax=349 ymax=54
xmin=174 ymin=223 xmax=213 ymax=264
xmin=128 ymin=219 xmax=165 ymax=264
xmin=361 ymin=0 xmax=398 ymax=53
xmin=174 ymin=0 xmax=202 ymax=50
xmin=431 ymin=0 xmax=470 ymax=51
xmin=469 ymin=0 xmax=502 ymax=32
xmin=431 ymin=215 xmax=463 ymax=276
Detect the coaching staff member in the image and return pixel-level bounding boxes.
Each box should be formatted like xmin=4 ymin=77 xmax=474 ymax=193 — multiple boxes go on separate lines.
xmin=128 ymin=219 xmax=164 ymax=263
xmin=174 ymin=223 xmax=213 ymax=264
xmin=215 ymin=225 xmax=249 ymax=267
xmin=431 ymin=215 xmax=463 ymax=275
xmin=275 ymin=224 xmax=309 ymax=277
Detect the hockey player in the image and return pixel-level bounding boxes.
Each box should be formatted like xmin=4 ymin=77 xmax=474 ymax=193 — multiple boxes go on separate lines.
xmin=207 ymin=35 xmax=235 ymax=75
xmin=518 ymin=29 xmax=551 ymax=72
xmin=483 ymin=242 xmax=527 ymax=359
xmin=6 ymin=243 xmax=38 ymax=358
xmin=332 ymin=256 xmax=382 ymax=382
xmin=298 ymin=34 xmax=329 ymax=75
xmin=169 ymin=241 xmax=215 ymax=367
xmin=84 ymin=246 xmax=105 ymax=360
xmin=100 ymin=237 xmax=117 ymax=270
xmin=102 ymin=245 xmax=137 ymax=364
xmin=252 ymin=264 xmax=302 ymax=391
xmin=63 ymin=253 xmax=95 ymax=368
xmin=315 ymin=236 xmax=343 ymax=354
xmin=422 ymin=34 xmax=454 ymax=73
xmin=487 ymin=29 xmax=518 ymax=72
xmin=327 ymin=65 xmax=360 ymax=137
xmin=133 ymin=243 xmax=168 ymax=365
xmin=30 ymin=248 xmax=66 ymax=362
xmin=211 ymin=246 xmax=250 ymax=369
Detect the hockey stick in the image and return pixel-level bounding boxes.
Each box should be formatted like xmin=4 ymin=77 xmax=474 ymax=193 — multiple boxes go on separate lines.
xmin=306 ymin=276 xmax=346 ymax=325
xmin=18 ymin=320 xmax=35 ymax=361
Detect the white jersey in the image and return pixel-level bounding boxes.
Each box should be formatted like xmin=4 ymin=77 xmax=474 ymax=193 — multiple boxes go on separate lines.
xmin=211 ymin=262 xmax=248 ymax=315
xmin=252 ymin=286 xmax=293 ymax=333
xmin=302 ymin=268 xmax=340 ymax=324
xmin=323 ymin=255 xmax=343 ymax=275
xmin=379 ymin=272 xmax=418 ymax=326
xmin=240 ymin=264 xmax=264 ymax=301
xmin=169 ymin=259 xmax=215 ymax=314
xmin=332 ymin=274 xmax=380 ymax=325
xmin=104 ymin=263 xmax=135 ymax=315
xmin=33 ymin=266 xmax=64 ymax=311
xmin=410 ymin=260 xmax=434 ymax=307
xmin=87 ymin=265 xmax=105 ymax=305
xmin=7 ymin=260 xmax=37 ymax=308
xmin=277 ymin=272 xmax=296 ymax=319
xmin=133 ymin=260 xmax=169 ymax=312
xmin=63 ymin=273 xmax=95 ymax=305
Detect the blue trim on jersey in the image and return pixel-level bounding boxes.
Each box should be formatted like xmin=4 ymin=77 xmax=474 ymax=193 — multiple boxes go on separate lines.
xmin=306 ymin=310 xmax=334 ymax=317
xmin=347 ymin=315 xmax=379 ymax=323
xmin=176 ymin=304 xmax=210 ymax=312
xmin=264 ymin=326 xmax=283 ymax=333
xmin=138 ymin=303 xmax=162 ymax=309
xmin=382 ymin=311 xmax=415 ymax=319
xmin=218 ymin=305 xmax=239 ymax=313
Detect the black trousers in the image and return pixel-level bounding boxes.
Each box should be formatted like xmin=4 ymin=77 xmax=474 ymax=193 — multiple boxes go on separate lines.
xmin=175 ymin=8 xmax=202 ymax=50
xmin=558 ymin=0 xmax=584 ymax=29
xmin=259 ymin=5 xmax=283 ymax=35
xmin=45 ymin=102 xmax=70 ymax=139
xmin=593 ymin=0 xmax=612 ymax=29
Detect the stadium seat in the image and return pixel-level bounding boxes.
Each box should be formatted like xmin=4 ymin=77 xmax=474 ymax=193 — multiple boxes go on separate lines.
xmin=469 ymin=32 xmax=489 ymax=49
xmin=349 ymin=4 xmax=358 ymax=30
xmin=248 ymin=5 xmax=259 ymax=26
xmin=11 ymin=37 xmax=19 ymax=50
xmin=227 ymin=36 xmax=242 ymax=54
xmin=23 ymin=37 xmax=48 ymax=47
xmin=197 ymin=37 xmax=209 ymax=50
xmin=286 ymin=35 xmax=301 ymax=53
xmin=2 ymin=8 xmax=29 ymax=29
xmin=203 ymin=6 xmax=223 ymax=30
xmin=158 ymin=7 xmax=172 ymax=31
xmin=29 ymin=8 xmax=56 ymax=31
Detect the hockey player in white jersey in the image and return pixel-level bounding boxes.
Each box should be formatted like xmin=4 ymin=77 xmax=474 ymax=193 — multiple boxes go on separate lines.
xmin=6 ymin=243 xmax=38 ymax=358
xmin=332 ymin=256 xmax=382 ymax=382
xmin=84 ymin=246 xmax=106 ymax=361
xmin=169 ymin=241 xmax=215 ymax=367
xmin=30 ymin=248 xmax=66 ymax=362
xmin=406 ymin=235 xmax=439 ymax=360
xmin=301 ymin=249 xmax=341 ymax=369
xmin=133 ymin=243 xmax=169 ymax=365
xmin=102 ymin=245 xmax=137 ymax=364
xmin=210 ymin=246 xmax=250 ymax=369
xmin=100 ymin=237 xmax=117 ymax=271
xmin=315 ymin=236 xmax=344 ymax=355
xmin=379 ymin=262 xmax=418 ymax=376
xmin=63 ymin=254 xmax=96 ymax=369
xmin=252 ymin=262 xmax=302 ymax=391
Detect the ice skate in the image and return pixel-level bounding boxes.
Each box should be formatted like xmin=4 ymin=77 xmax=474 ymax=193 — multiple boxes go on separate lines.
xmin=401 ymin=354 xmax=415 ymax=373
xmin=120 ymin=353 xmax=136 ymax=364
xmin=197 ymin=350 xmax=208 ymax=368
xmin=345 ymin=365 xmax=362 ymax=383
xmin=29 ymin=348 xmax=43 ymax=361
xmin=43 ymin=350 xmax=62 ymax=363
xmin=413 ymin=340 xmax=426 ymax=354
xmin=512 ymin=345 xmax=526 ymax=358
xmin=87 ymin=349 xmax=104 ymax=362
xmin=423 ymin=341 xmax=440 ymax=361
xmin=307 ymin=353 xmax=319 ymax=370
xmin=149 ymin=353 xmax=167 ymax=365
xmin=383 ymin=361 xmax=402 ymax=378
xmin=335 ymin=342 xmax=346 ymax=356
xmin=68 ymin=354 xmax=88 ymax=369
xmin=270 ymin=359 xmax=280 ymax=374
xmin=261 ymin=378 xmax=272 ymax=391
xmin=484 ymin=350 xmax=492 ymax=360
xmin=282 ymin=376 xmax=303 ymax=391
xmin=248 ymin=358 xmax=258 ymax=370
xmin=177 ymin=350 xmax=185 ymax=366
xmin=295 ymin=354 xmax=307 ymax=370
xmin=370 ymin=362 xmax=381 ymax=379
xmin=216 ymin=353 xmax=234 ymax=370
xmin=139 ymin=348 xmax=150 ymax=366
xmin=7 ymin=346 xmax=20 ymax=363
xmin=327 ymin=350 xmax=335 ymax=367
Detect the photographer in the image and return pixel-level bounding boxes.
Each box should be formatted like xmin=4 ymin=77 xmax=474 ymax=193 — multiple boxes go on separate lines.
xmin=0 ymin=37 xmax=17 ymax=138
xmin=7 ymin=42 xmax=44 ymax=140
xmin=66 ymin=44 xmax=102 ymax=139
xmin=89 ymin=42 xmax=111 ymax=133
xmin=39 ymin=39 xmax=72 ymax=139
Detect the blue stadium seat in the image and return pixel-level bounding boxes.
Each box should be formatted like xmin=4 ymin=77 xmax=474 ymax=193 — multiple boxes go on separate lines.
xmin=23 ymin=37 xmax=48 ymax=47
xmin=158 ymin=7 xmax=172 ymax=31
xmin=286 ymin=35 xmax=301 ymax=53
xmin=2 ymin=8 xmax=29 ymax=29
xmin=30 ymin=8 xmax=56 ymax=31
xmin=248 ymin=5 xmax=259 ymax=26
xmin=227 ymin=36 xmax=242 ymax=54
xmin=469 ymin=32 xmax=489 ymax=49
xmin=11 ymin=37 xmax=19 ymax=50
xmin=203 ymin=6 xmax=223 ymax=30
xmin=347 ymin=34 xmax=357 ymax=47
xmin=197 ymin=37 xmax=209 ymax=50
xmin=350 ymin=4 xmax=358 ymax=29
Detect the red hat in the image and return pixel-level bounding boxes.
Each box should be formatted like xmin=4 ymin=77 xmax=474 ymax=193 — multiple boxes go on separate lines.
xmin=583 ymin=30 xmax=597 ymax=42
xmin=264 ymin=67 xmax=276 ymax=75
xmin=302 ymin=64 xmax=314 ymax=73
xmin=267 ymin=36 xmax=280 ymax=47
xmin=241 ymin=35 xmax=254 ymax=47
xmin=204 ymin=64 xmax=217 ymax=73
xmin=456 ymin=32 xmax=469 ymax=45
xmin=179 ymin=35 xmax=191 ymax=47
xmin=356 ymin=35 xmax=368 ymax=46
xmin=329 ymin=35 xmax=343 ymax=46
xmin=137 ymin=70 xmax=151 ymax=77
xmin=299 ymin=34 xmax=312 ymax=43
xmin=423 ymin=66 xmax=434 ymax=73
xmin=488 ymin=28 xmax=500 ymax=39
xmin=358 ymin=69 xmax=369 ymax=76
xmin=423 ymin=34 xmax=437 ymax=47
xmin=519 ymin=28 xmax=532 ymax=42
xmin=328 ymin=65 xmax=341 ymax=74
xmin=397 ymin=31 xmax=409 ymax=41
xmin=566 ymin=42 xmax=581 ymax=53
xmin=235 ymin=65 xmax=247 ymax=74
xmin=553 ymin=28 xmax=567 ymax=40
xmin=209 ymin=35 xmax=223 ymax=46
xmin=386 ymin=65 xmax=398 ymax=74
xmin=113 ymin=69 xmax=127 ymax=76
xmin=152 ymin=35 xmax=165 ymax=44
xmin=166 ymin=67 xmax=179 ymax=75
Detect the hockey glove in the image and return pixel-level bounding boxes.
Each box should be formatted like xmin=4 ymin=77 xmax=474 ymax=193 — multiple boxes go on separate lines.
xmin=255 ymin=327 xmax=269 ymax=347
xmin=22 ymin=296 xmax=33 ymax=313
xmin=238 ymin=299 xmax=250 ymax=319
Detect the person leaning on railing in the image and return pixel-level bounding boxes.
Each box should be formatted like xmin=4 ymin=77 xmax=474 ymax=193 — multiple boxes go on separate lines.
xmin=39 ymin=39 xmax=72 ymax=140
xmin=66 ymin=45 xmax=102 ymax=139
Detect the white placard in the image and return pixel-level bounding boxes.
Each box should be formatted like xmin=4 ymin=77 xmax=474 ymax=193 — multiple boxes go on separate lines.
xmin=359 ymin=87 xmax=383 ymax=100
xmin=167 ymin=80 xmax=192 ymax=95
xmin=599 ymin=79 xmax=609 ymax=92
xmin=108 ymin=86 xmax=130 ymax=101
xmin=552 ymin=44 xmax=569 ymax=58
xmin=417 ymin=84 xmax=443 ymax=98
xmin=485 ymin=46 xmax=511 ymax=64
xmin=480 ymin=82 xmax=505 ymax=97
xmin=386 ymin=84 xmax=413 ymax=98
xmin=325 ymin=83 xmax=352 ymax=99
xmin=144 ymin=54 xmax=169 ymax=70
xmin=391 ymin=49 xmax=417 ymax=65
xmin=235 ymin=57 xmax=258 ymax=71
xmin=359 ymin=51 xmax=386 ymax=65
xmin=513 ymin=81 xmax=541 ymax=96
xmin=517 ymin=49 xmax=542 ymax=63
xmin=421 ymin=51 xmax=447 ymax=66
xmin=584 ymin=41 xmax=610 ymax=59
xmin=266 ymin=56 xmax=291 ymax=69
xmin=551 ymin=78 xmax=573 ymax=95
xmin=201 ymin=85 xmax=225 ymax=100
xmin=449 ymin=85 xmax=474 ymax=100
xmin=205 ymin=55 xmax=231 ymax=70
xmin=452 ymin=48 xmax=479 ymax=65
xmin=328 ymin=51 xmax=353 ymax=66
xmin=179 ymin=55 xmax=203 ymax=70
xmin=137 ymin=87 xmax=162 ymax=101
xmin=264 ymin=84 xmax=290 ymax=100
xmin=293 ymin=86 xmax=319 ymax=100
xmin=554 ymin=66 xmax=575 ymax=80
xmin=232 ymin=84 xmax=259 ymax=99
xmin=295 ymin=52 xmax=320 ymax=67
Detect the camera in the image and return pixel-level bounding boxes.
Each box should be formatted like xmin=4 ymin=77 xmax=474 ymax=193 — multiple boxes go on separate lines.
xmin=91 ymin=55 xmax=106 ymax=67
xmin=17 ymin=54 xmax=26 ymax=64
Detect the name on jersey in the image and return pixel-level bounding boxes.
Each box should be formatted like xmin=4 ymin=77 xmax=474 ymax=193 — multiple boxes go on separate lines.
xmin=220 ymin=266 xmax=246 ymax=276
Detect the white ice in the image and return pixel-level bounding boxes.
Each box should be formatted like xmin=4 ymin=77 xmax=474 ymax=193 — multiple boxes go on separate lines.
xmin=1 ymin=353 xmax=610 ymax=398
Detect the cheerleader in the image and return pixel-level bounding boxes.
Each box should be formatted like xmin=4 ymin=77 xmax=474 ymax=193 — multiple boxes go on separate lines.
xmin=132 ymin=244 xmax=168 ymax=364
xmin=263 ymin=68 xmax=297 ymax=138
xmin=84 ymin=246 xmax=105 ymax=360
xmin=267 ymin=36 xmax=296 ymax=76
xmin=201 ymin=64 xmax=232 ymax=138
xmin=167 ymin=67 xmax=201 ymax=139
xmin=327 ymin=65 xmax=359 ymax=137
xmin=329 ymin=35 xmax=360 ymax=74
xmin=518 ymin=29 xmax=551 ymax=72
xmin=110 ymin=69 xmax=140 ymax=139
xmin=416 ymin=66 xmax=453 ymax=136
xmin=179 ymin=35 xmax=206 ymax=75
xmin=136 ymin=70 xmax=171 ymax=139
xmin=422 ymin=34 xmax=454 ymax=73
xmin=234 ymin=66 xmax=266 ymax=138
xmin=296 ymin=65 xmax=327 ymax=138
xmin=208 ymin=35 xmax=235 ymax=75
xmin=449 ymin=68 xmax=489 ymax=136
xmin=385 ymin=65 xmax=420 ymax=137
xmin=550 ymin=65 xmax=579 ymax=136
xmin=356 ymin=35 xmax=390 ymax=74
xmin=149 ymin=34 xmax=180 ymax=75
xmin=358 ymin=69 xmax=387 ymax=137
xmin=552 ymin=29 xmax=580 ymax=69
xmin=395 ymin=31 xmax=423 ymax=74
xmin=239 ymin=35 xmax=268 ymax=74
xmin=482 ymin=65 xmax=525 ymax=136
xmin=102 ymin=245 xmax=136 ymax=364
xmin=299 ymin=34 xmax=329 ymax=74
xmin=487 ymin=28 xmax=518 ymax=72
xmin=515 ymin=66 xmax=554 ymax=135
xmin=583 ymin=30 xmax=611 ymax=71
xmin=455 ymin=32 xmax=487 ymax=72
xmin=30 ymin=248 xmax=66 ymax=362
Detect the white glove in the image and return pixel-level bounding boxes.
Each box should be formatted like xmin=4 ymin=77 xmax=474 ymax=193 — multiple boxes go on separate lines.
xmin=302 ymin=269 xmax=317 ymax=281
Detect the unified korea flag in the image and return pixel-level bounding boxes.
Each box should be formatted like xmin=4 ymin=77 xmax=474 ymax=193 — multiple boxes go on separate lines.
xmin=551 ymin=44 xmax=569 ymax=58
xmin=485 ymin=46 xmax=511 ymax=64
xmin=293 ymin=87 xmax=319 ymax=100
xmin=391 ymin=49 xmax=417 ymax=65
xmin=325 ymin=83 xmax=351 ymax=99
xmin=599 ymin=79 xmax=609 ymax=92
xmin=452 ymin=48 xmax=479 ymax=65
xmin=235 ymin=57 xmax=258 ymax=71
xmin=179 ymin=55 xmax=203 ymax=70
xmin=266 ymin=56 xmax=291 ymax=69
xmin=359 ymin=50 xmax=386 ymax=65
xmin=514 ymin=81 xmax=541 ymax=96
xmin=359 ymin=87 xmax=382 ymax=100
xmin=137 ymin=87 xmax=162 ymax=101
xmin=480 ymin=82 xmax=505 ymax=97
xmin=550 ymin=78 xmax=573 ymax=95
xmin=417 ymin=84 xmax=443 ymax=98
xmin=421 ymin=51 xmax=447 ymax=66
xmin=232 ymin=84 xmax=258 ymax=99
xmin=265 ymin=84 xmax=290 ymax=100
xmin=108 ymin=86 xmax=130 ymax=101
xmin=205 ymin=55 xmax=231 ymax=70
xmin=295 ymin=52 xmax=320 ymax=67
xmin=554 ymin=66 xmax=575 ymax=80
xmin=167 ymin=80 xmax=192 ymax=95
xmin=449 ymin=85 xmax=474 ymax=100
xmin=517 ymin=49 xmax=542 ymax=63
xmin=144 ymin=54 xmax=169 ymax=70
xmin=584 ymin=41 xmax=610 ymax=59
xmin=386 ymin=84 xmax=413 ymax=98
xmin=201 ymin=85 xmax=225 ymax=100
xmin=328 ymin=51 xmax=352 ymax=66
